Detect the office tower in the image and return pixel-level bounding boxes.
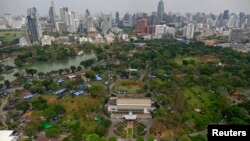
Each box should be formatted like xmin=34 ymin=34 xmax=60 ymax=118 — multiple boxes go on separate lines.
xmin=78 ymin=21 xmax=85 ymax=33
xmin=135 ymin=19 xmax=147 ymax=35
xmin=239 ymin=12 xmax=246 ymax=25
xmin=247 ymin=15 xmax=250 ymax=26
xmin=183 ymin=23 xmax=194 ymax=39
xmin=48 ymin=1 xmax=56 ymax=31
xmin=157 ymin=0 xmax=165 ymax=24
xmin=101 ymin=14 xmax=112 ymax=33
xmin=85 ymin=9 xmax=90 ymax=17
xmin=116 ymin=11 xmax=119 ymax=24
xmin=223 ymin=10 xmax=229 ymax=20
xmin=26 ymin=7 xmax=42 ymax=44
xmin=151 ymin=12 xmax=159 ymax=25
xmin=123 ymin=13 xmax=133 ymax=27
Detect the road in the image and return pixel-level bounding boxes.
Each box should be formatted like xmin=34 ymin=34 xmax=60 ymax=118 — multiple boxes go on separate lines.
xmin=0 ymin=96 xmax=9 ymax=126
xmin=189 ymin=120 xmax=226 ymax=137
xmin=0 ymin=44 xmax=19 ymax=50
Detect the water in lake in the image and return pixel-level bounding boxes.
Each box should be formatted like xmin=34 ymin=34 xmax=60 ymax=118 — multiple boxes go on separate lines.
xmin=0 ymin=52 xmax=96 ymax=82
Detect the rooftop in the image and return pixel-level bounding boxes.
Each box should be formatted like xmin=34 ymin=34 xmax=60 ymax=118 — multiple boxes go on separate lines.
xmin=117 ymin=98 xmax=152 ymax=106
xmin=0 ymin=130 xmax=18 ymax=141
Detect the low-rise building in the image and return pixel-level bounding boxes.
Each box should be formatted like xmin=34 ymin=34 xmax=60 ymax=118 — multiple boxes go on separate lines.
xmin=107 ymin=97 xmax=154 ymax=120
xmin=0 ymin=130 xmax=18 ymax=141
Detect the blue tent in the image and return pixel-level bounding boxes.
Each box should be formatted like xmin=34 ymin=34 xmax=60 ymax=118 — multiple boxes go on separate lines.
xmin=56 ymin=79 xmax=64 ymax=83
xmin=73 ymin=90 xmax=85 ymax=96
xmin=23 ymin=93 xmax=35 ymax=99
xmin=95 ymin=75 xmax=102 ymax=81
xmin=54 ymin=88 xmax=67 ymax=95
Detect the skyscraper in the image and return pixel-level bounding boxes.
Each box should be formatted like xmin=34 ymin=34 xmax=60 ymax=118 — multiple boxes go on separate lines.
xmin=26 ymin=7 xmax=41 ymax=44
xmin=101 ymin=14 xmax=112 ymax=33
xmin=123 ymin=13 xmax=133 ymax=27
xmin=247 ymin=15 xmax=250 ymax=26
xmin=239 ymin=12 xmax=246 ymax=26
xmin=157 ymin=0 xmax=165 ymax=24
xmin=60 ymin=7 xmax=77 ymax=33
xmin=150 ymin=12 xmax=159 ymax=25
xmin=116 ymin=11 xmax=119 ymax=24
xmin=49 ymin=1 xmax=56 ymax=31
xmin=223 ymin=10 xmax=229 ymax=20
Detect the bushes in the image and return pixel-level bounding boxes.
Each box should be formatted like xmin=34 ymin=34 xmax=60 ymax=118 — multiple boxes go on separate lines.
xmin=45 ymin=127 xmax=62 ymax=138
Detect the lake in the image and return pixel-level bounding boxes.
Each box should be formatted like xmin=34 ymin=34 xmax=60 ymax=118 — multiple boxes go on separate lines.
xmin=0 ymin=52 xmax=96 ymax=82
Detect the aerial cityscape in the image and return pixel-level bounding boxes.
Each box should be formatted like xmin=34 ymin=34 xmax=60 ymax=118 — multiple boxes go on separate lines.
xmin=0 ymin=0 xmax=250 ymax=141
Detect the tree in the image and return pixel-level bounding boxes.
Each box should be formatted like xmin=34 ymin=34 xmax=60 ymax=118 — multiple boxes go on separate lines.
xmin=16 ymin=101 xmax=30 ymax=111
xmin=25 ymin=69 xmax=38 ymax=77
xmin=24 ymin=122 xmax=40 ymax=137
xmin=136 ymin=136 xmax=144 ymax=141
xmin=13 ymin=72 xmax=21 ymax=78
xmin=80 ymin=59 xmax=94 ymax=68
xmin=4 ymin=80 xmax=10 ymax=88
xmin=58 ymin=69 xmax=64 ymax=76
xmin=225 ymin=106 xmax=249 ymax=124
xmin=86 ymin=134 xmax=105 ymax=141
xmin=32 ymin=97 xmax=47 ymax=110
xmin=70 ymin=66 xmax=76 ymax=73
xmin=147 ymin=135 xmax=154 ymax=141
xmin=77 ymin=66 xmax=82 ymax=71
xmin=37 ymin=72 xmax=45 ymax=78
xmin=108 ymin=137 xmax=117 ymax=141
xmin=179 ymin=135 xmax=191 ymax=141
xmin=45 ymin=127 xmax=62 ymax=138
xmin=65 ymin=68 xmax=70 ymax=74
xmin=85 ymin=71 xmax=95 ymax=80
xmin=190 ymin=135 xmax=207 ymax=141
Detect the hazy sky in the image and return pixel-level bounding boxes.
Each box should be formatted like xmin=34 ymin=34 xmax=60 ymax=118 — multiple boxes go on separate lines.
xmin=1 ymin=0 xmax=250 ymax=16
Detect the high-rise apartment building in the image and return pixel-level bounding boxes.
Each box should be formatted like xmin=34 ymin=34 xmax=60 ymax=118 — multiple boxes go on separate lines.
xmin=59 ymin=7 xmax=77 ymax=33
xmin=183 ymin=23 xmax=194 ymax=39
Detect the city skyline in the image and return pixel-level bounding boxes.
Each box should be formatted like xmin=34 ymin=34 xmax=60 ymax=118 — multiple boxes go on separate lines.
xmin=1 ymin=0 xmax=250 ymax=16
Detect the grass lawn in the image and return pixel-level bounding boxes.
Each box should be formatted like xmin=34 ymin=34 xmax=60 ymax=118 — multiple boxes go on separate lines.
xmin=174 ymin=55 xmax=220 ymax=65
xmin=174 ymin=57 xmax=198 ymax=65
xmin=0 ymin=31 xmax=21 ymax=45
xmin=41 ymin=94 xmax=102 ymax=132
xmin=127 ymin=128 xmax=133 ymax=138
xmin=113 ymin=81 xmax=144 ymax=94
xmin=197 ymin=55 xmax=220 ymax=63
xmin=43 ymin=95 xmax=101 ymax=119
xmin=182 ymin=86 xmax=228 ymax=130
xmin=114 ymin=122 xmax=127 ymax=137
xmin=134 ymin=122 xmax=147 ymax=137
